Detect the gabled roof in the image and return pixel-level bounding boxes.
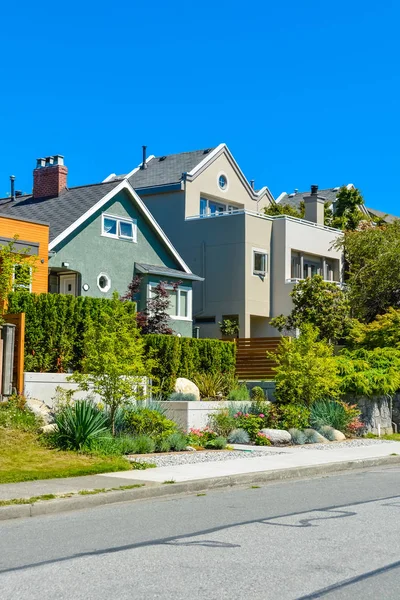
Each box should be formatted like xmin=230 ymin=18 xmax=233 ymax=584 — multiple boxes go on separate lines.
xmin=0 ymin=181 xmax=120 ymax=242
xmin=135 ymin=263 xmax=204 ymax=281
xmin=366 ymin=207 xmax=399 ymax=223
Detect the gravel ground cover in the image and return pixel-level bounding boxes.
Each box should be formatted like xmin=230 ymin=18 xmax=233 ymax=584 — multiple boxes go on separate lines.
xmin=297 ymin=438 xmax=393 ymax=451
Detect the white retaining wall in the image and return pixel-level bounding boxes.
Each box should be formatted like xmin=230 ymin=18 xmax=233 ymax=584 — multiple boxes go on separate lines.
xmin=160 ymin=401 xmax=229 ymax=431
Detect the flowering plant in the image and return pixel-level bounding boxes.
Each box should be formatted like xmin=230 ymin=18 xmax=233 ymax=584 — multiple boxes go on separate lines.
xmin=186 ymin=426 xmax=218 ymax=447
xmin=255 ymin=432 xmax=272 ymax=446
xmin=233 ymin=412 xmax=269 ymax=440
xmin=339 ymin=402 xmax=364 ymax=436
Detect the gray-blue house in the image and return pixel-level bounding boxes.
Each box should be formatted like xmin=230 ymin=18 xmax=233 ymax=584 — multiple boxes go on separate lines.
xmin=0 ymin=155 xmax=202 ymax=336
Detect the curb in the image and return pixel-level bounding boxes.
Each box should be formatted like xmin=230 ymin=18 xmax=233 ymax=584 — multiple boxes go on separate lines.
xmin=1 ymin=455 xmax=399 ymax=522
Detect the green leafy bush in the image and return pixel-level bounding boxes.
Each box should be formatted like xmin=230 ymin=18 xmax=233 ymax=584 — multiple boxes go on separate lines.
xmin=336 ymin=347 xmax=400 ymax=397
xmin=187 ymin=427 xmax=219 ymax=448
xmin=89 ymin=434 xmax=139 ymax=456
xmin=54 ymin=400 xmax=109 ymax=450
xmin=167 ymin=393 xmax=197 ymax=402
xmin=204 ymin=436 xmax=227 ymax=450
xmin=228 ymin=428 xmax=250 ymax=444
xmin=310 ymin=400 xmax=348 ymax=431
xmin=289 ymin=428 xmax=306 ymax=445
xmin=232 ymin=412 xmax=268 ymax=441
xmin=277 ymin=404 xmax=310 ymax=430
xmin=251 ymin=386 xmax=265 ymax=402
xmin=133 ymin=435 xmax=156 ymax=454
xmin=144 ymin=334 xmax=236 ymax=395
xmin=0 ymin=397 xmax=40 ymax=431
xmin=124 ymin=408 xmax=177 ymax=437
xmin=255 ymin=432 xmax=272 ymax=446
xmin=228 ymin=385 xmax=250 ymax=402
xmin=209 ymin=410 xmax=236 ymax=437
xmin=167 ymin=432 xmax=188 ymax=452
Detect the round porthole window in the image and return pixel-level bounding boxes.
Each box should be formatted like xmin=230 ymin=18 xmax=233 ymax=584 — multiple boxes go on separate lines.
xmin=97 ymin=273 xmax=111 ymax=293
xmin=218 ymin=174 xmax=228 ymax=190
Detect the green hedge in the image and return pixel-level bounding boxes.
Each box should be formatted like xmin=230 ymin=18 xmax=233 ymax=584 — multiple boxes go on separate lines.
xmin=143 ymin=334 xmax=236 ymax=394
xmin=8 ymin=292 xmax=136 ymax=373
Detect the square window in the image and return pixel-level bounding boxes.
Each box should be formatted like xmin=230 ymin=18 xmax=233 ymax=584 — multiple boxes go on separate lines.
xmin=103 ymin=217 xmax=117 ymax=236
xmin=253 ymin=251 xmax=267 ymax=275
xmin=119 ymin=221 xmax=133 ymax=239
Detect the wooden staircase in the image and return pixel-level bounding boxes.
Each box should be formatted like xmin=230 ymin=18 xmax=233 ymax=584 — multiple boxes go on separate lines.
xmin=235 ymin=337 xmax=281 ymax=380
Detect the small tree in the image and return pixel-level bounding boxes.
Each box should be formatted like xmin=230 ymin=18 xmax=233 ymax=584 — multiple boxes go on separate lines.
xmin=0 ymin=237 xmax=36 ymax=320
xmin=270 ymin=275 xmax=351 ymax=342
xmin=122 ymin=275 xmax=180 ymax=335
xmin=326 ymin=186 xmax=365 ymax=231
xmin=264 ymin=201 xmax=305 ymax=219
xmin=70 ymin=293 xmax=147 ymax=435
xmin=270 ymin=325 xmax=340 ymax=406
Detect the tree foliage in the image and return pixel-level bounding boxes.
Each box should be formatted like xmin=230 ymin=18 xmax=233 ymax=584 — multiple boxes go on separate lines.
xmin=270 ymin=275 xmax=350 ymax=342
xmin=0 ymin=237 xmax=36 ymax=321
xmin=263 ymin=201 xmax=305 ymax=219
xmin=347 ymin=308 xmax=400 ymax=350
xmin=336 ymin=221 xmax=400 ymax=321
xmin=336 ymin=347 xmax=400 ymax=397
xmin=270 ymin=325 xmax=340 ymax=406
xmin=325 ymin=186 xmax=366 ymax=231
xmin=69 ymin=293 xmax=148 ymax=435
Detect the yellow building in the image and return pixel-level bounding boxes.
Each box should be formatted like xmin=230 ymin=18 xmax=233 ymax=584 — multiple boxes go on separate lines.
xmin=0 ymin=215 xmax=49 ymax=294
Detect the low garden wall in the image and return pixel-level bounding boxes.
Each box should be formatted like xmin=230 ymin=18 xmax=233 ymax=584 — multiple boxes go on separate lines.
xmin=161 ymin=401 xmax=229 ymax=431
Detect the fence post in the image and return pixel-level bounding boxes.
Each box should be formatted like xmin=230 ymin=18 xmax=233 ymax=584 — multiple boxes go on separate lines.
xmin=1 ymin=323 xmax=16 ymax=396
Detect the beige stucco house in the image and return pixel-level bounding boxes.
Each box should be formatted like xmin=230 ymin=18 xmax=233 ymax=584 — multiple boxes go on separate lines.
xmin=105 ymin=144 xmax=343 ymax=338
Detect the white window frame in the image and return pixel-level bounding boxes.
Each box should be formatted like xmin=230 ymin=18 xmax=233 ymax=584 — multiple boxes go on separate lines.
xmin=148 ymin=282 xmax=192 ymax=321
xmin=13 ymin=264 xmax=32 ymax=292
xmin=252 ymin=248 xmax=268 ymax=277
xmin=97 ymin=272 xmax=111 ymax=293
xmin=217 ymin=171 xmax=229 ymax=193
xmin=101 ymin=213 xmax=137 ymax=243
xmin=200 ymin=197 xmax=238 ymax=217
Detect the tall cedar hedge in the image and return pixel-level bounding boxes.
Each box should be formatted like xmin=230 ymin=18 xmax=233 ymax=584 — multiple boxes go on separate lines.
xmin=8 ymin=293 xmax=236 ymax=388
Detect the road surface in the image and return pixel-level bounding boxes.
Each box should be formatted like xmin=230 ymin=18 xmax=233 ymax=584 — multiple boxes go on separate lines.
xmin=1 ymin=466 xmax=400 ymax=599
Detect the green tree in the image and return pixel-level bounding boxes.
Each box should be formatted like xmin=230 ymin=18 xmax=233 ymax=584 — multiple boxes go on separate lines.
xmin=263 ymin=201 xmax=305 ymax=219
xmin=70 ymin=293 xmax=148 ymax=435
xmin=335 ymin=221 xmax=400 ymax=321
xmin=347 ymin=308 xmax=400 ymax=350
xmin=336 ymin=347 xmax=400 ymax=397
xmin=0 ymin=237 xmax=36 ymax=321
xmin=270 ymin=275 xmax=350 ymax=342
xmin=326 ymin=186 xmax=365 ymax=231
xmin=270 ymin=325 xmax=340 ymax=406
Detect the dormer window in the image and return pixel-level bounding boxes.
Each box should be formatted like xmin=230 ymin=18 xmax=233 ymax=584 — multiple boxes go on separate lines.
xmin=102 ymin=213 xmax=137 ymax=242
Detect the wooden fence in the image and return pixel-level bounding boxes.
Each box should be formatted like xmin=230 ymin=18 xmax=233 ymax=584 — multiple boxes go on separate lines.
xmin=235 ymin=337 xmax=281 ymax=380
xmin=3 ymin=312 xmax=25 ymax=394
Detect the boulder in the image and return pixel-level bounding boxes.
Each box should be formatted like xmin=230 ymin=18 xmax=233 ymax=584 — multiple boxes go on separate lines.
xmin=332 ymin=429 xmax=346 ymax=441
xmin=26 ymin=398 xmax=54 ymax=424
xmin=185 ymin=446 xmax=197 ymax=452
xmin=260 ymin=428 xmax=292 ymax=445
xmin=174 ymin=378 xmax=200 ymax=401
xmin=39 ymin=423 xmax=58 ymax=434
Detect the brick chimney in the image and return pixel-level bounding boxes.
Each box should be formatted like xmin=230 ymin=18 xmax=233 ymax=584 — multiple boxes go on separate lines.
xmin=33 ymin=155 xmax=68 ymax=198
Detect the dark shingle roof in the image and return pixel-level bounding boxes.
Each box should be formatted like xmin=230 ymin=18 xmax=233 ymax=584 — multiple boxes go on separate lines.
xmin=0 ymin=181 xmax=120 ymax=243
xmin=135 ymin=263 xmax=203 ymax=281
xmin=278 ymin=187 xmax=341 ymax=209
xmin=128 ymin=148 xmax=215 ymax=189
xmin=367 ymin=207 xmax=399 ymax=223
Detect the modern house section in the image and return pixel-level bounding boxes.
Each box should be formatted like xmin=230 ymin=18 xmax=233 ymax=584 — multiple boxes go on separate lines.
xmin=109 ymin=144 xmax=343 ymax=338
xmin=0 ymin=156 xmax=202 ymax=337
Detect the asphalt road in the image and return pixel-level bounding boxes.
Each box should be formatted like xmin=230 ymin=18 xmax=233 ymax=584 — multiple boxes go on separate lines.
xmin=1 ymin=466 xmax=400 ymax=599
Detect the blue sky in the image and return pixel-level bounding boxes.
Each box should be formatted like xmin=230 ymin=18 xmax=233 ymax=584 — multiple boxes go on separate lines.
xmin=1 ymin=0 xmax=399 ymax=213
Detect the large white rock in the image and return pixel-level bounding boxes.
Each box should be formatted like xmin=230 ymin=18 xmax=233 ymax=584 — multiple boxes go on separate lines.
xmin=260 ymin=428 xmax=292 ymax=444
xmin=39 ymin=423 xmax=58 ymax=434
xmin=174 ymin=378 xmax=200 ymax=401
xmin=26 ymin=398 xmax=54 ymax=424
xmin=332 ymin=429 xmax=346 ymax=441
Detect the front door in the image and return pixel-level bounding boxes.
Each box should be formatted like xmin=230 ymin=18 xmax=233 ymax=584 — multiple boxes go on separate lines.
xmin=59 ymin=274 xmax=77 ymax=296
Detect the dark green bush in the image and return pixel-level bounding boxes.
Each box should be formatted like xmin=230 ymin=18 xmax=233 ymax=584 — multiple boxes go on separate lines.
xmin=167 ymin=432 xmax=188 ymax=451
xmin=124 ymin=408 xmax=177 ymax=437
xmin=54 ymin=400 xmax=109 ymax=450
xmin=277 ymin=404 xmax=310 ymax=430
xmin=89 ymin=434 xmax=139 ymax=456
xmin=134 ymin=435 xmax=156 ymax=454
xmin=251 ymin=386 xmax=265 ymax=402
xmin=310 ymin=400 xmax=348 ymax=431
xmin=144 ymin=334 xmax=236 ymax=395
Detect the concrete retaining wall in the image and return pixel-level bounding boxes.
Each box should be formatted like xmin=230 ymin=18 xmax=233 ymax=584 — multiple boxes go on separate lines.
xmin=160 ymin=401 xmax=230 ymax=431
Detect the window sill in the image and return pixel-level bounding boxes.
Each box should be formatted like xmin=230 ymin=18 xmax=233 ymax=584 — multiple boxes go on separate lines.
xmin=101 ymin=233 xmax=137 ymax=243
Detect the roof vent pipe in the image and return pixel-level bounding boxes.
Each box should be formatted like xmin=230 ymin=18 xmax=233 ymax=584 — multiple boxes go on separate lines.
xmin=10 ymin=175 xmax=15 ymax=201
xmin=311 ymin=184 xmax=318 ymax=195
xmin=141 ymin=145 xmax=147 ymax=170
xmin=250 ymin=179 xmax=255 ymax=190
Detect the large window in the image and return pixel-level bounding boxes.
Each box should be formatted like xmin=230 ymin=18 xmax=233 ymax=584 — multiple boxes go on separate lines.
xmin=13 ymin=264 xmax=32 ymax=291
xmin=253 ymin=249 xmax=268 ymax=276
xmin=200 ymin=197 xmax=237 ymax=217
xmin=149 ymin=283 xmax=192 ymax=320
xmin=291 ymin=251 xmax=337 ymax=282
xmin=102 ymin=213 xmax=137 ymax=242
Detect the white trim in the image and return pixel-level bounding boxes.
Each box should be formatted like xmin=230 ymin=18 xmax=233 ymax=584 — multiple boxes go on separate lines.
xmin=216 ymin=170 xmax=229 ymax=193
xmin=49 ymin=179 xmax=192 ymax=274
xmin=275 ymin=192 xmax=287 ymax=204
xmin=188 ymin=144 xmax=226 ymax=177
xmin=101 ymin=212 xmax=137 ymax=243
xmin=148 ymin=281 xmax=192 ymax=321
xmin=97 ymin=272 xmax=111 ymax=293
xmin=102 ymin=173 xmax=116 ymax=183
xmin=252 ymin=247 xmax=268 ymax=277
xmin=102 ymin=155 xmax=156 ymax=183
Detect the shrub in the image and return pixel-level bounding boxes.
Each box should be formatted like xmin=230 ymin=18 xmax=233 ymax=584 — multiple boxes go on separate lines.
xmin=124 ymin=408 xmax=177 ymax=437
xmin=318 ymin=426 xmax=337 ymax=441
xmin=277 ymin=404 xmax=310 ymax=430
xmin=228 ymin=428 xmax=250 ymax=444
xmin=336 ymin=347 xmax=400 ymax=397
xmin=154 ymin=435 xmax=172 ymax=453
xmin=143 ymin=334 xmax=236 ymax=395
xmin=0 ymin=397 xmax=40 ymax=431
xmin=193 ymin=372 xmax=230 ymax=399
xmin=187 ymin=427 xmax=219 ymax=447
xmin=255 ymin=432 xmax=272 ymax=446
xmin=209 ymin=410 xmax=236 ymax=437
xmin=54 ymin=400 xmax=109 ymax=450
xmin=167 ymin=392 xmax=197 ymax=402
xmin=228 ymin=385 xmax=250 ymax=402
xmin=310 ymin=400 xmax=349 ymax=432
xmin=289 ymin=428 xmax=306 ymax=445
xmin=251 ymin=386 xmax=265 ymax=402
xmin=133 ymin=435 xmax=156 ymax=454
xmin=89 ymin=434 xmax=139 ymax=456
xmin=303 ymin=428 xmax=324 ymax=444
xmin=233 ymin=412 xmax=269 ymax=441
xmin=271 ymin=325 xmax=340 ymax=406
xmin=167 ymin=432 xmax=188 ymax=452
xmin=204 ymin=436 xmax=227 ymax=450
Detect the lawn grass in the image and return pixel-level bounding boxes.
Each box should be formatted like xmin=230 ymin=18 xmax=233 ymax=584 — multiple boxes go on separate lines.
xmin=365 ymin=433 xmax=400 ymax=442
xmin=0 ymin=428 xmax=131 ymax=484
